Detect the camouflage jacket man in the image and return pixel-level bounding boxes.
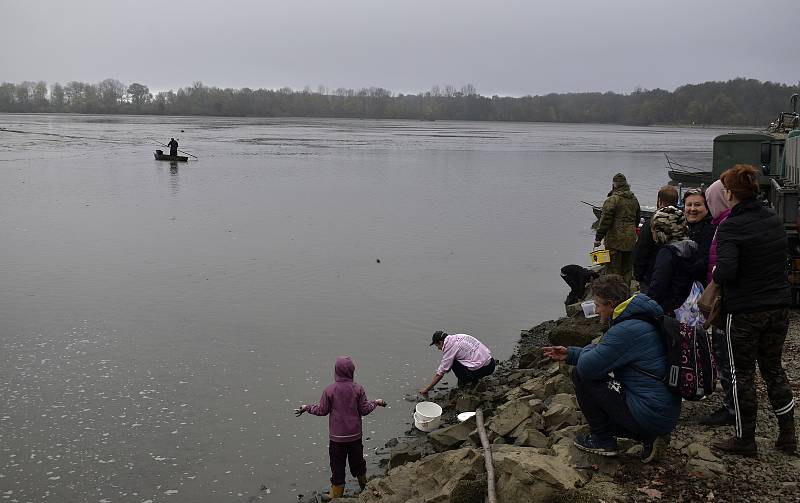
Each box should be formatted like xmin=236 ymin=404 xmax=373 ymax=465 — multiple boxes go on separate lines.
xmin=596 ymin=182 xmax=641 ymax=252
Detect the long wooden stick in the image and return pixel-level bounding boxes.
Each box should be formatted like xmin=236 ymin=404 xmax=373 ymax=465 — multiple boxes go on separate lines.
xmin=475 ymin=409 xmax=497 ymax=503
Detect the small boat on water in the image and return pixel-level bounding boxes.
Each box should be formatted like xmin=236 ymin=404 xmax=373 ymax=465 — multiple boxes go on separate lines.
xmin=664 ymin=154 xmax=711 ymax=187
xmin=667 ymin=168 xmax=713 ymax=186
xmin=590 ymin=204 xmax=655 ymax=220
xmin=154 ymin=150 xmax=188 ymax=162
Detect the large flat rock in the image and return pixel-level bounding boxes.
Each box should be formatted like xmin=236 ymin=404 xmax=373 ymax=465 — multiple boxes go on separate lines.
xmin=487 ymin=399 xmax=532 ymax=436
xmin=360 ymin=448 xmax=484 ymax=503
xmin=428 ymin=417 xmax=477 ymax=452
xmin=491 ymin=444 xmax=585 ymax=502
xmin=548 ymin=316 xmax=603 ymax=347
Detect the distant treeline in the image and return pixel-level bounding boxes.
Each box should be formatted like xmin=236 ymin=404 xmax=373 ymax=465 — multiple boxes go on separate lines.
xmin=0 ymin=78 xmax=796 ymax=126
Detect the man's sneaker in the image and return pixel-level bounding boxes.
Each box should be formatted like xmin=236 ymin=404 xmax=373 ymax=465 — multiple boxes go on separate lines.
xmin=698 ymin=407 xmax=735 ymax=426
xmin=712 ymin=436 xmax=758 ymax=457
xmin=573 ymin=433 xmax=619 ymax=457
xmin=641 ymin=436 xmax=668 ymax=463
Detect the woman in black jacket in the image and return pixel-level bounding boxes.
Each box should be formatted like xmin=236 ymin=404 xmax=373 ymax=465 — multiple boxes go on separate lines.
xmin=712 ymin=165 xmax=796 ymax=457
xmin=683 ymin=189 xmax=715 ymax=286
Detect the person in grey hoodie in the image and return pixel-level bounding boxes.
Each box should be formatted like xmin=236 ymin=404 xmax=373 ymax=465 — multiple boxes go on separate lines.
xmin=295 ymin=357 xmax=386 ymax=500
xmin=647 ymin=206 xmax=698 ymax=316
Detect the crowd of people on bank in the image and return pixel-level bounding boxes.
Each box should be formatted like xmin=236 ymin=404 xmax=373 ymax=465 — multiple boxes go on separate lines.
xmin=545 ymin=165 xmax=797 ymax=462
xmin=294 ymin=165 xmax=797 ymax=500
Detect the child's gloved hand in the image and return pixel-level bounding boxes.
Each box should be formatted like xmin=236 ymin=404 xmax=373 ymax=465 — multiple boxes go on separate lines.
xmin=294 ymin=405 xmax=308 ymax=417
xmin=375 ymin=399 xmax=387 ymax=407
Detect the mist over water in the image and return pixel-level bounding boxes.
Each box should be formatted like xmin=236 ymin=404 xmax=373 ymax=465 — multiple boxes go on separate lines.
xmin=0 ymin=115 xmax=727 ymax=501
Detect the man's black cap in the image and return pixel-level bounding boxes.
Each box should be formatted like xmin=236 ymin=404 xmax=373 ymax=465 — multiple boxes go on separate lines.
xmin=430 ymin=331 xmax=448 ymax=346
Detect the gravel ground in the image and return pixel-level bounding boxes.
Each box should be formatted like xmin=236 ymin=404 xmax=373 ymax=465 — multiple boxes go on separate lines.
xmin=612 ymin=311 xmax=800 ymax=502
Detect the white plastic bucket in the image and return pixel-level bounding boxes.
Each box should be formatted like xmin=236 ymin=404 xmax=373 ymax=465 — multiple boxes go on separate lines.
xmin=413 ymin=411 xmax=441 ymax=432
xmin=581 ymin=300 xmax=598 ymax=318
xmin=415 ymin=402 xmax=443 ymax=421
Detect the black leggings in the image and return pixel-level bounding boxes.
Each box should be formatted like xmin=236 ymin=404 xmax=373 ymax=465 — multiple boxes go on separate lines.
xmin=329 ymin=439 xmax=366 ymax=486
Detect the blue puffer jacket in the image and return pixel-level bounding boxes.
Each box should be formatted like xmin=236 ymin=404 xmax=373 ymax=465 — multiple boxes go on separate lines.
xmin=566 ymin=294 xmax=681 ymax=436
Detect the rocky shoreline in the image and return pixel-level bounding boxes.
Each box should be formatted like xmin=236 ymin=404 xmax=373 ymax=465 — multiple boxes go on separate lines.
xmin=299 ymin=311 xmax=800 ymax=502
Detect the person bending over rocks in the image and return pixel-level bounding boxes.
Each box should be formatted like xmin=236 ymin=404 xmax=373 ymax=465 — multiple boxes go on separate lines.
xmin=542 ymin=274 xmax=680 ymax=463
xmin=419 ymin=331 xmax=495 ymax=396
xmin=295 ymin=356 xmax=386 ymax=501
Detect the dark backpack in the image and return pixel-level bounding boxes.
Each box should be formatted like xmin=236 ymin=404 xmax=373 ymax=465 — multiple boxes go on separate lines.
xmin=627 ymin=314 xmax=717 ymax=401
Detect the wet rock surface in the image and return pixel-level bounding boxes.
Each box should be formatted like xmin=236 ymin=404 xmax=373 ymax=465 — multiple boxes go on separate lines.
xmin=360 ymin=447 xmax=485 ymax=503
xmin=547 ymin=315 xmax=603 ymax=347
xmin=301 ymin=312 xmax=800 ymax=502
xmin=428 ymin=416 xmax=476 ymax=452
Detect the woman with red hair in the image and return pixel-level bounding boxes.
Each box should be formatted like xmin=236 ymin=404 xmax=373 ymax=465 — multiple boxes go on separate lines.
xmin=712 ymin=165 xmax=796 ymax=456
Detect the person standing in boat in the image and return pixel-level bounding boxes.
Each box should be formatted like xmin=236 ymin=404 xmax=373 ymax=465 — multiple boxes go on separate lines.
xmin=167 ymin=138 xmax=178 ymax=157
xmin=594 ymin=173 xmax=641 ymax=285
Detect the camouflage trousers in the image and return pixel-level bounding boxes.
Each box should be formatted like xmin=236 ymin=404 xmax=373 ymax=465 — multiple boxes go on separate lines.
xmin=727 ymin=309 xmax=795 ymax=438
xmin=604 ymin=250 xmax=633 ymax=285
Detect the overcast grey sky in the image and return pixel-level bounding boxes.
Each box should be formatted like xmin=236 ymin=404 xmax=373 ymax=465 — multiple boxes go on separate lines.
xmin=1 ymin=0 xmax=797 ymax=96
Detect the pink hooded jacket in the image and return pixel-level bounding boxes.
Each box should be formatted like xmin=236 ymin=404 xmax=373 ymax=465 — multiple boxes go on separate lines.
xmin=705 ymin=180 xmax=731 ymax=283
xmin=306 ymin=357 xmax=378 ymax=442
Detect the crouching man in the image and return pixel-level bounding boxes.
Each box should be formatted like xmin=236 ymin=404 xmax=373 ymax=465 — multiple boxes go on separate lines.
xmin=419 ymin=331 xmax=495 ymax=396
xmin=542 ymin=274 xmax=680 ymax=463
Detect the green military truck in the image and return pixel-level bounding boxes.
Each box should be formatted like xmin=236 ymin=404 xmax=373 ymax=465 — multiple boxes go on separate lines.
xmin=709 ymin=96 xmax=800 ymax=301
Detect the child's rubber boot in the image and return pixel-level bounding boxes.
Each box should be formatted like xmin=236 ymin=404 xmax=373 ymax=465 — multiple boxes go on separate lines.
xmin=358 ymin=475 xmax=368 ymax=491
xmin=321 ymin=485 xmax=344 ymax=501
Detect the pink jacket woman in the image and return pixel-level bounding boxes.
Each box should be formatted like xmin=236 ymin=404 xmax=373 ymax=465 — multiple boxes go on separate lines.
xmin=705 ymin=180 xmax=731 ymax=283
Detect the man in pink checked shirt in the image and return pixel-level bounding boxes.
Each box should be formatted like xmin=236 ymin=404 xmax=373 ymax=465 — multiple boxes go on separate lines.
xmin=419 ymin=331 xmax=495 ymax=396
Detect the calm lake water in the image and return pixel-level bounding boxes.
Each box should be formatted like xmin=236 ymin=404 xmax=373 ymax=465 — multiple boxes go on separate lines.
xmin=0 ymin=114 xmax=729 ymax=501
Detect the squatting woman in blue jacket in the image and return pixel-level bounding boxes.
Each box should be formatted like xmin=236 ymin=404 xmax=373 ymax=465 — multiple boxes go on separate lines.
xmin=543 ymin=274 xmax=681 ymax=463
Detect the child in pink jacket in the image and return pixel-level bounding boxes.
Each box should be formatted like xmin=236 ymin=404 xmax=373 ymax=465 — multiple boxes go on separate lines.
xmin=295 ymin=356 xmax=385 ymax=500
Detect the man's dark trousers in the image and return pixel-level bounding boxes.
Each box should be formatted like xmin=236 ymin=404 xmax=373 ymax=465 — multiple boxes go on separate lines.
xmin=452 ymin=358 xmax=496 ymax=386
xmin=571 ymin=367 xmax=653 ymax=443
